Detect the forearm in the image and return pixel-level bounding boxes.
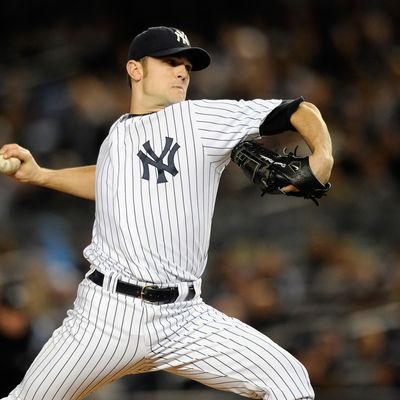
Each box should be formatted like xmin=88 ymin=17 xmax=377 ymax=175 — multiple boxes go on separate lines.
xmin=290 ymin=101 xmax=334 ymax=184
xmin=37 ymin=165 xmax=96 ymax=200
xmin=290 ymin=101 xmax=332 ymax=157
xmin=1 ymin=144 xmax=96 ymax=200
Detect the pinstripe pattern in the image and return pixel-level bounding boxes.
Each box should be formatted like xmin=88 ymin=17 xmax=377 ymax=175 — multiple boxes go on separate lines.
xmin=7 ymin=279 xmax=313 ymax=400
xmin=4 ymin=98 xmax=315 ymax=400
xmin=147 ymin=301 xmax=314 ymax=400
xmin=8 ymin=279 xmax=148 ymax=400
xmin=84 ymin=99 xmax=282 ymax=285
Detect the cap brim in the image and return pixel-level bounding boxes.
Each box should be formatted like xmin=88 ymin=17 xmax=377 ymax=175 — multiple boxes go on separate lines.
xmin=149 ymin=47 xmax=211 ymax=71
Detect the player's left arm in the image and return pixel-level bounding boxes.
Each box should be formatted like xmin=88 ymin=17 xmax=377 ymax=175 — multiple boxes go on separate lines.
xmin=289 ymin=101 xmax=333 ymax=186
xmin=259 ymin=98 xmax=333 ymax=191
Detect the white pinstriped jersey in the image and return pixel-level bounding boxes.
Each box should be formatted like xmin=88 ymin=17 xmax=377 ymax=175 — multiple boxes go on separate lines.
xmin=83 ymin=99 xmax=282 ymax=284
xmin=6 ymin=97 xmax=315 ymax=400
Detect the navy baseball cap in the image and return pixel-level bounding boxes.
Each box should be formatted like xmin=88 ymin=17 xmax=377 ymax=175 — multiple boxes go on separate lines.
xmin=128 ymin=26 xmax=211 ymax=71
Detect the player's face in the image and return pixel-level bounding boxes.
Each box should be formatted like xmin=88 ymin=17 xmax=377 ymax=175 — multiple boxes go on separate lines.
xmin=141 ymin=56 xmax=192 ymax=107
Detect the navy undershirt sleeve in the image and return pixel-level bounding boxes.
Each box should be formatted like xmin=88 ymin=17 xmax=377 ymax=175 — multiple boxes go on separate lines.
xmin=260 ymin=96 xmax=304 ymax=135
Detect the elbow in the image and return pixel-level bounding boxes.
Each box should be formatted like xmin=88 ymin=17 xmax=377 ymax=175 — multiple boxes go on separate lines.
xmin=299 ymin=101 xmax=322 ymax=116
xmin=290 ymin=101 xmax=326 ymax=130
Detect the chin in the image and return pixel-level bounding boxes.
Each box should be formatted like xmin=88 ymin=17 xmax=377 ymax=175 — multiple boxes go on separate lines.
xmin=170 ymin=89 xmax=187 ymax=103
xmin=168 ymin=96 xmax=186 ymax=106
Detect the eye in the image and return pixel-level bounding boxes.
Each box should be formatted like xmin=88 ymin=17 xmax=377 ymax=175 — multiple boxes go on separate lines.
xmin=163 ymin=58 xmax=180 ymax=67
xmin=166 ymin=58 xmax=177 ymax=66
xmin=164 ymin=57 xmax=192 ymax=72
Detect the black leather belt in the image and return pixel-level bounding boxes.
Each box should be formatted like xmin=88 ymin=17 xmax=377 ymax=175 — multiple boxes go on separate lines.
xmin=88 ymin=270 xmax=195 ymax=304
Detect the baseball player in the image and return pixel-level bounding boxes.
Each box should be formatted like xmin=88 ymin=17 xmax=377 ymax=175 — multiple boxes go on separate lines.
xmin=0 ymin=26 xmax=333 ymax=400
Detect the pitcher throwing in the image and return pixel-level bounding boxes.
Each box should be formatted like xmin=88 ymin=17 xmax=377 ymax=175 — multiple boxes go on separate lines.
xmin=0 ymin=26 xmax=333 ymax=400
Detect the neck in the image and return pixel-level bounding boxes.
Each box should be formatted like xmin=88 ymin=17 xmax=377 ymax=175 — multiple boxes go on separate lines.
xmin=129 ymin=87 xmax=169 ymax=114
xmin=129 ymin=98 xmax=162 ymax=114
xmin=129 ymin=88 xmax=185 ymax=114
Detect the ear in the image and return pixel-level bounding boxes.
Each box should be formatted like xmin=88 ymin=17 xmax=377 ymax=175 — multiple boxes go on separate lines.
xmin=126 ymin=60 xmax=142 ymax=82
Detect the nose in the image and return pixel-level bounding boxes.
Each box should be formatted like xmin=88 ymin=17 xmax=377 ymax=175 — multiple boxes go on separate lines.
xmin=176 ymin=65 xmax=188 ymax=80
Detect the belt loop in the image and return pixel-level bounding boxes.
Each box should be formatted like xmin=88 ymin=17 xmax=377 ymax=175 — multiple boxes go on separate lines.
xmin=176 ymin=282 xmax=189 ymax=302
xmin=102 ymin=272 xmax=112 ymax=292
xmin=194 ymin=278 xmax=202 ymax=297
xmin=85 ymin=267 xmax=96 ymax=279
xmin=108 ymin=272 xmax=120 ymax=294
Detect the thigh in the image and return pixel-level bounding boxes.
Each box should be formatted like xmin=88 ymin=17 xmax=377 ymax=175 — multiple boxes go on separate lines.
xmin=8 ymin=279 xmax=148 ymax=400
xmin=153 ymin=302 xmax=314 ymax=400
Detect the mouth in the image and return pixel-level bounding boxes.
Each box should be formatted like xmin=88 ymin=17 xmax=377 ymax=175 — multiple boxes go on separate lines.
xmin=172 ymin=85 xmax=185 ymax=92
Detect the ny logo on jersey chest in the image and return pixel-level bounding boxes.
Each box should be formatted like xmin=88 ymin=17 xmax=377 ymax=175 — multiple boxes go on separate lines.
xmin=137 ymin=137 xmax=180 ymax=183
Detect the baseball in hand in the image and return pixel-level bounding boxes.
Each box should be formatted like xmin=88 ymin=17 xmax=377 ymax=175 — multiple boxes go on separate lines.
xmin=0 ymin=154 xmax=21 ymax=175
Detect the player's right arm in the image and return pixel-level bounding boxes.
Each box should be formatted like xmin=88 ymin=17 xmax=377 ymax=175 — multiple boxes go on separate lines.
xmin=0 ymin=144 xmax=96 ymax=201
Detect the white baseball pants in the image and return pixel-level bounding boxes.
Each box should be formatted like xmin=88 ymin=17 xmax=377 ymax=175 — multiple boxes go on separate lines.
xmin=3 ymin=274 xmax=314 ymax=400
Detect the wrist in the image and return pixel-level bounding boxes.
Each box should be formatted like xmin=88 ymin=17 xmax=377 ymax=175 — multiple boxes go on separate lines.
xmin=34 ymin=167 xmax=52 ymax=187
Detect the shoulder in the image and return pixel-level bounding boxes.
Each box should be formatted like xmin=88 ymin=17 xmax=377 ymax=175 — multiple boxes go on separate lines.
xmin=114 ymin=113 xmax=131 ymax=123
xmin=188 ymin=99 xmax=240 ymax=108
xmin=188 ymin=98 xmax=283 ymax=111
xmin=186 ymin=99 xmax=249 ymax=116
xmin=163 ymin=100 xmax=242 ymax=116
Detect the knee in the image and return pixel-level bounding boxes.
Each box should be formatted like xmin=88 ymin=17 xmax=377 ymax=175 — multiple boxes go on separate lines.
xmin=260 ymin=382 xmax=314 ymax=400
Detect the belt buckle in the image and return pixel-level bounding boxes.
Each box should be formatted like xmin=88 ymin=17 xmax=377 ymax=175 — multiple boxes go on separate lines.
xmin=140 ymin=284 xmax=158 ymax=302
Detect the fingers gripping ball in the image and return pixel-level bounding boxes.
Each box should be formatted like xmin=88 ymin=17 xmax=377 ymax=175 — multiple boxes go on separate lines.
xmin=0 ymin=154 xmax=21 ymax=175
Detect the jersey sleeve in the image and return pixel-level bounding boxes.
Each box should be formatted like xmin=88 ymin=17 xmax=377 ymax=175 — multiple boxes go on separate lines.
xmin=190 ymin=98 xmax=283 ymax=151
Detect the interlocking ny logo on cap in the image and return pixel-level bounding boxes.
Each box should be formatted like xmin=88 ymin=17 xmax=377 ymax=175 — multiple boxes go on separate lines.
xmin=173 ymin=29 xmax=190 ymax=46
xmin=128 ymin=26 xmax=211 ymax=71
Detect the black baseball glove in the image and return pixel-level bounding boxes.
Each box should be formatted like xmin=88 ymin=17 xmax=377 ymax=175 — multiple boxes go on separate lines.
xmin=231 ymin=140 xmax=331 ymax=206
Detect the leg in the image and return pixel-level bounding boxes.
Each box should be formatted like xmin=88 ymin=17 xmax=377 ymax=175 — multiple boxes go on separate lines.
xmin=3 ymin=278 xmax=148 ymax=400
xmin=147 ymin=300 xmax=314 ymax=400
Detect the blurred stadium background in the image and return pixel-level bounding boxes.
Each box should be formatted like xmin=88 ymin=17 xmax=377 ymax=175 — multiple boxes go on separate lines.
xmin=0 ymin=0 xmax=399 ymax=399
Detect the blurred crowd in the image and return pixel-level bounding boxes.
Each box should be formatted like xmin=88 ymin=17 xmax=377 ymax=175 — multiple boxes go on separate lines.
xmin=0 ymin=0 xmax=400 ymax=399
